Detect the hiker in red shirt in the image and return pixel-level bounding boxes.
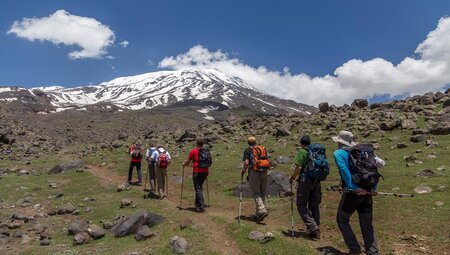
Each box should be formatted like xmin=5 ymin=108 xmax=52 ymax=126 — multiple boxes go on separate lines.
xmin=182 ymin=138 xmax=212 ymax=212
xmin=128 ymin=143 xmax=143 ymax=185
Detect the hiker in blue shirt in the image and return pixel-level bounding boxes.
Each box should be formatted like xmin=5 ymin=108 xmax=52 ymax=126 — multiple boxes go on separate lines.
xmin=333 ymin=130 xmax=384 ymax=255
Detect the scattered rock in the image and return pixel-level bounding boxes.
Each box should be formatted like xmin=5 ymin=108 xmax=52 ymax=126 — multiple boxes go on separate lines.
xmin=414 ymin=186 xmax=432 ymax=194
xmin=352 ymin=99 xmax=368 ymax=108
xmin=120 ymin=198 xmax=133 ymax=208
xmin=73 ymin=232 xmax=92 ymax=245
xmin=7 ymin=220 xmax=24 ymax=229
xmin=248 ymin=231 xmax=265 ymax=241
xmin=102 ymin=221 xmax=114 ymax=230
xmin=170 ymin=236 xmax=189 ymax=254
xmin=68 ymin=220 xmax=88 ymax=235
xmin=48 ymin=160 xmax=84 ymax=174
xmin=425 ymin=140 xmax=438 ymax=147
xmin=396 ymin=143 xmax=408 ymax=149
xmin=435 ymin=201 xmax=444 ymax=207
xmin=57 ymin=204 xmax=76 ymax=215
xmin=87 ymin=224 xmax=105 ymax=240
xmin=416 ymin=169 xmax=435 ymax=178
xmin=111 ymin=211 xmax=164 ymax=238
xmin=40 ymin=237 xmax=50 ymax=246
xmin=134 ymin=225 xmax=154 ymax=241
xmin=410 ymin=134 xmax=426 ymax=143
xmin=259 ymin=232 xmax=275 ymax=244
xmin=318 ymin=102 xmax=329 ymax=113
xmin=430 ymin=121 xmax=450 ymax=135
xmin=180 ymin=218 xmax=193 ymax=229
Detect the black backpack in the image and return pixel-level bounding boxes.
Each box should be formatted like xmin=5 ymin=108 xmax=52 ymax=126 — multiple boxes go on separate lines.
xmin=305 ymin=144 xmax=329 ymax=181
xmin=348 ymin=144 xmax=382 ymax=190
xmin=198 ymin=147 xmax=212 ymax=168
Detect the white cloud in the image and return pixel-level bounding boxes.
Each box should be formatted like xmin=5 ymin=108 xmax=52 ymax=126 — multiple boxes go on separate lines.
xmin=159 ymin=17 xmax=450 ymax=105
xmin=119 ymin=40 xmax=129 ymax=48
xmin=8 ymin=10 xmax=115 ymax=59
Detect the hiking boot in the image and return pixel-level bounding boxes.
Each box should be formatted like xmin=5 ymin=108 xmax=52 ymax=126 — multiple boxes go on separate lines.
xmin=256 ymin=211 xmax=269 ymax=222
xmin=136 ymin=182 xmax=142 ymax=186
xmin=347 ymin=250 xmax=362 ymax=255
xmin=195 ymin=207 xmax=205 ymax=213
xmin=308 ymin=229 xmax=321 ymax=240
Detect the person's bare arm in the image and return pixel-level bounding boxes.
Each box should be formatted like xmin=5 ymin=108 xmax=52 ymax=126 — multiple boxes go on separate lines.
xmin=290 ymin=165 xmax=302 ymax=183
xmin=241 ymin=159 xmax=249 ymax=175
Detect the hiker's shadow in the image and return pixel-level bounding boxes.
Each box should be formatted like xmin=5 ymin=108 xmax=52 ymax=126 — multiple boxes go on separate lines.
xmin=236 ymin=215 xmax=267 ymax=225
xmin=281 ymin=230 xmax=304 ymax=238
xmin=178 ymin=207 xmax=199 ymax=212
xmin=316 ymin=246 xmax=346 ymax=255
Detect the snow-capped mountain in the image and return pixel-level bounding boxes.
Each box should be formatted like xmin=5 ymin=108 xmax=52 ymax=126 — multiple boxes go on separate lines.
xmin=0 ymin=69 xmax=314 ymax=114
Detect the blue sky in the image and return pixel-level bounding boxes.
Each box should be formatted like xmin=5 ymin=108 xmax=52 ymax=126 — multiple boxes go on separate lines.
xmin=1 ymin=0 xmax=450 ymax=105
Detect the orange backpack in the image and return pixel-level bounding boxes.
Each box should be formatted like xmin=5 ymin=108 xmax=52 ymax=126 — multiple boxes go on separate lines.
xmin=252 ymin=145 xmax=270 ymax=171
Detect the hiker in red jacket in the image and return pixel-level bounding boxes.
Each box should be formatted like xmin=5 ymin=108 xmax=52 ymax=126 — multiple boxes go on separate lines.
xmin=128 ymin=143 xmax=143 ymax=185
xmin=182 ymin=138 xmax=212 ymax=212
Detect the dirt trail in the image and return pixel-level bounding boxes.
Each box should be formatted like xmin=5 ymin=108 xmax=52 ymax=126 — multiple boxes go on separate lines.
xmin=86 ymin=165 xmax=244 ymax=255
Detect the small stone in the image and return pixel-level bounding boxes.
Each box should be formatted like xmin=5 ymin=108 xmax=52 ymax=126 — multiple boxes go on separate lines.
xmin=437 ymin=185 xmax=446 ymax=192
xmin=435 ymin=201 xmax=444 ymax=207
xmin=414 ymin=186 xmax=432 ymax=194
xmin=102 ymin=221 xmax=114 ymax=230
xmin=57 ymin=204 xmax=76 ymax=215
xmin=34 ymin=223 xmax=46 ymax=234
xmin=120 ymin=198 xmax=132 ymax=208
xmin=248 ymin=231 xmax=265 ymax=241
xmin=87 ymin=224 xmax=105 ymax=240
xmin=437 ymin=165 xmax=447 ymax=171
xmin=73 ymin=232 xmax=92 ymax=245
xmin=260 ymin=231 xmax=275 ymax=244
xmin=68 ymin=220 xmax=88 ymax=235
xmin=404 ymin=155 xmax=417 ymax=162
xmin=170 ymin=236 xmax=189 ymax=254
xmin=7 ymin=220 xmax=24 ymax=229
xmin=416 ymin=169 xmax=435 ymax=178
xmin=55 ymin=192 xmax=64 ymax=198
xmin=180 ymin=219 xmax=193 ymax=229
xmin=40 ymin=237 xmax=50 ymax=246
xmin=134 ymin=225 xmax=154 ymax=241
xmin=396 ymin=143 xmax=408 ymax=149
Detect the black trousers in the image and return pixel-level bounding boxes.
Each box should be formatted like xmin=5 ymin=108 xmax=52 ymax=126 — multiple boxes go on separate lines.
xmin=193 ymin=172 xmax=208 ymax=208
xmin=128 ymin=161 xmax=142 ymax=182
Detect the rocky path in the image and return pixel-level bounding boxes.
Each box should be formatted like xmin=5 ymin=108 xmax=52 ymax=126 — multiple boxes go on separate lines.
xmin=86 ymin=164 xmax=244 ymax=255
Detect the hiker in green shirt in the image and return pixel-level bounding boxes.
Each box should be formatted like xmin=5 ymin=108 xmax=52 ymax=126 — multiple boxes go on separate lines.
xmin=290 ymin=135 xmax=321 ymax=240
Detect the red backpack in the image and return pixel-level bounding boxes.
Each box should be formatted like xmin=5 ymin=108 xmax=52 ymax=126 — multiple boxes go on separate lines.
xmin=157 ymin=152 xmax=169 ymax=169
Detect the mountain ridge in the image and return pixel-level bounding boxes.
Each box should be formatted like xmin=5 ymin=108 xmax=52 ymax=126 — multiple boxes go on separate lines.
xmin=0 ymin=69 xmax=314 ymax=115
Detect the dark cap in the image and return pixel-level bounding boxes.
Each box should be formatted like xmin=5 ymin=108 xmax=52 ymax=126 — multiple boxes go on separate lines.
xmin=300 ymin=135 xmax=311 ymax=146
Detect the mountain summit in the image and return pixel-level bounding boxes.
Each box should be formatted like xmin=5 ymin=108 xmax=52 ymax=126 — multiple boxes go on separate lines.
xmin=0 ymin=69 xmax=314 ymax=115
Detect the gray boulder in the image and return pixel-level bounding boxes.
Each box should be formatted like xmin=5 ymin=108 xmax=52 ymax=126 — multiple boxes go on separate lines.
xmin=111 ymin=211 xmax=164 ymax=238
xmin=57 ymin=204 xmax=76 ymax=215
xmin=430 ymin=121 xmax=450 ymax=135
xmin=176 ymin=131 xmax=197 ymax=143
xmin=170 ymin=236 xmax=189 ymax=254
xmin=248 ymin=231 xmax=265 ymax=241
xmin=352 ymin=99 xmax=368 ymax=108
xmin=410 ymin=134 xmax=427 ymax=143
xmin=234 ymin=172 xmax=292 ymax=198
xmin=73 ymin=232 xmax=92 ymax=245
xmin=318 ymin=102 xmax=329 ymax=113
xmin=134 ymin=225 xmax=154 ymax=241
xmin=68 ymin=220 xmax=88 ymax=235
xmin=443 ymin=98 xmax=450 ymax=108
xmin=48 ymin=160 xmax=84 ymax=174
xmin=87 ymin=224 xmax=105 ymax=240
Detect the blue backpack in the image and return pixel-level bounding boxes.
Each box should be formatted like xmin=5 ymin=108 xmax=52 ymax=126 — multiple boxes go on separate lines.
xmin=305 ymin=144 xmax=329 ymax=181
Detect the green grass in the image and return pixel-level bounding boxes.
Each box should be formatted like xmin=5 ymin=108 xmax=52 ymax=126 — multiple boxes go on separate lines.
xmin=1 ymin=123 xmax=449 ymax=255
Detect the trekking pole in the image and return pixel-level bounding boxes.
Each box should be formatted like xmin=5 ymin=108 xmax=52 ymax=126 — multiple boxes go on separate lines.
xmin=180 ymin=166 xmax=185 ymax=208
xmin=290 ymin=181 xmax=294 ymax=238
xmin=238 ymin=173 xmax=243 ymax=225
xmin=143 ymin=163 xmax=149 ymax=192
xmin=326 ymin=186 xmax=415 ymax=197
xmin=206 ymin=176 xmax=210 ymax=207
